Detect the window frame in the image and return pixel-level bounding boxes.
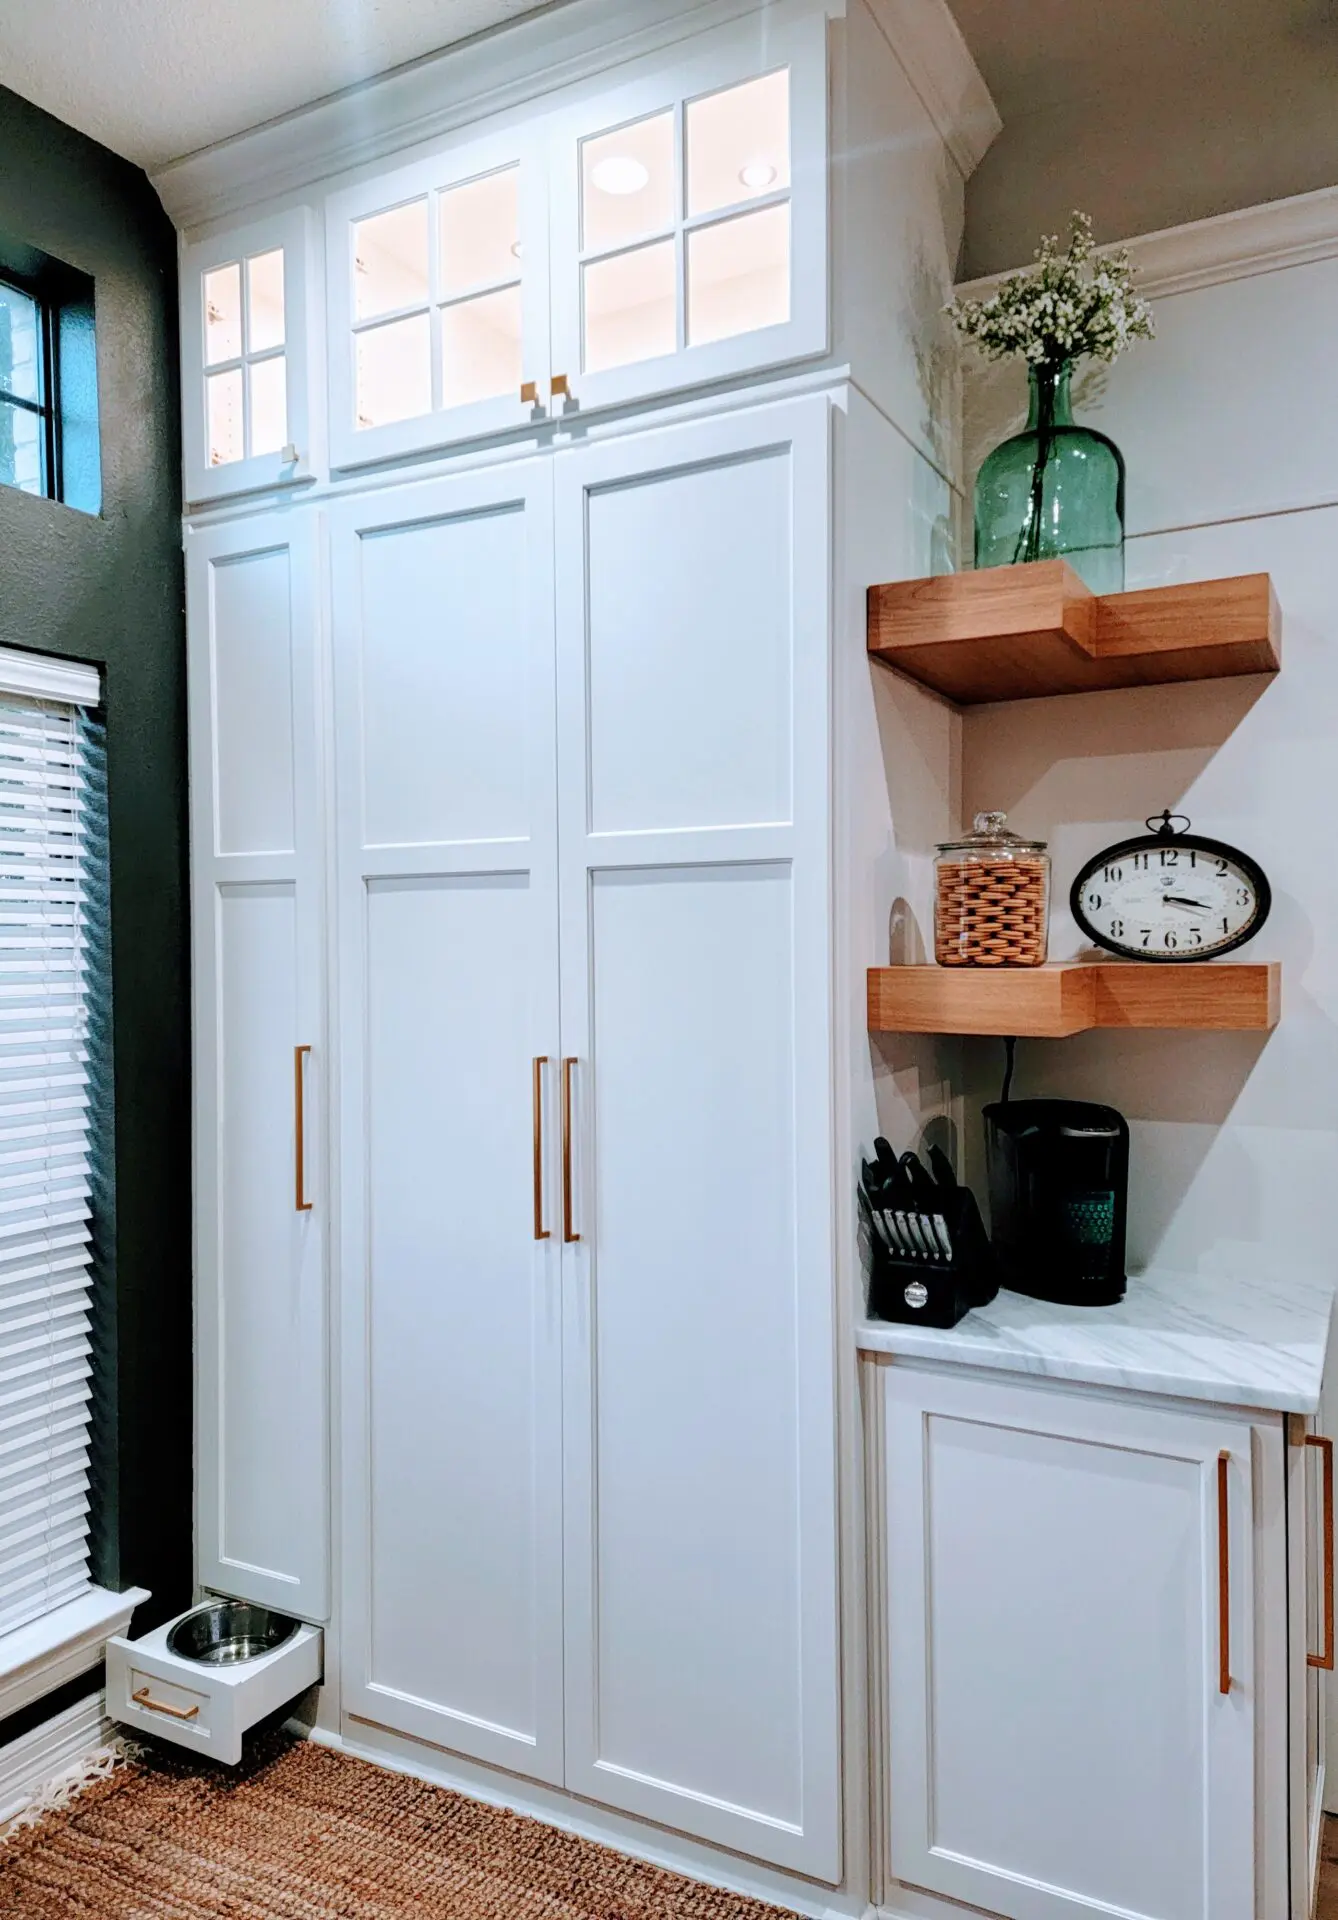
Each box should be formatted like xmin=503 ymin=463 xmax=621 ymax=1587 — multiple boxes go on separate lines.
xmin=0 ymin=269 xmax=63 ymax=502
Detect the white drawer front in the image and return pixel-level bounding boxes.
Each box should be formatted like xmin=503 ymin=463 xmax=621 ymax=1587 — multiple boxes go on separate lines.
xmin=107 ymin=1614 xmax=322 ymax=1765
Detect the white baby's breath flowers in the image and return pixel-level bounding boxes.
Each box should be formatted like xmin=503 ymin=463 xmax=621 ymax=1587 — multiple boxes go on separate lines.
xmin=946 ymin=212 xmax=1154 ymax=368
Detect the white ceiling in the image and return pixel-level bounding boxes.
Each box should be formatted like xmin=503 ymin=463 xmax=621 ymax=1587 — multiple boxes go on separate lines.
xmin=0 ymin=0 xmax=552 ymax=172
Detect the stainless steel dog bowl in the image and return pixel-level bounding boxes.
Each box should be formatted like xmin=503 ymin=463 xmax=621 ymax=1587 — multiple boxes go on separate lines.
xmin=166 ymin=1601 xmax=299 ymax=1667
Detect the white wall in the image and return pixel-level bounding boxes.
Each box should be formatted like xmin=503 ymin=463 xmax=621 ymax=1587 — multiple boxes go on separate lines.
xmin=957 ymin=218 xmax=1338 ymax=1278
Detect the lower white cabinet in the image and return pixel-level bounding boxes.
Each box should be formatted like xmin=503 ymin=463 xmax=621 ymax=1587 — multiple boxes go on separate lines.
xmin=187 ymin=512 xmax=330 ymax=1625
xmin=327 ymin=395 xmax=841 ymax=1879
xmin=873 ymin=1362 xmax=1273 ymax=1920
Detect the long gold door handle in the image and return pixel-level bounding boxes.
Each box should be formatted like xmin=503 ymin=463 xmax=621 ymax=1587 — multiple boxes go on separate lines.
xmin=295 ymin=1044 xmax=312 ymax=1213
xmin=1217 ymin=1451 xmax=1231 ymax=1695
xmin=562 ymin=1057 xmax=580 ymax=1243
xmin=133 ymin=1686 xmax=200 ymax=1721
xmin=533 ymin=1057 xmax=550 ymax=1241
xmin=1308 ymin=1434 xmax=1335 ymax=1669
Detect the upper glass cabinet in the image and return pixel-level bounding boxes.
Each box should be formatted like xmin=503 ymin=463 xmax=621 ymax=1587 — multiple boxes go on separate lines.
xmin=326 ymin=126 xmax=550 ymax=472
xmin=546 ymin=13 xmax=827 ymax=419
xmin=182 ymin=209 xmax=315 ymax=505
xmin=323 ymin=13 xmax=827 ymax=469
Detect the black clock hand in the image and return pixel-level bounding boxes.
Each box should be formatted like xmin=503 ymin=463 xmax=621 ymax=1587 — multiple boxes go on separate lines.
xmin=1163 ymin=895 xmax=1211 ymax=911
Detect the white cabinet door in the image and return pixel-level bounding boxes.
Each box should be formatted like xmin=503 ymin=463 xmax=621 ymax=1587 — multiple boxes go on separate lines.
xmin=1290 ymin=1408 xmax=1334 ymax=1909
xmin=879 ymin=1364 xmax=1258 ymax=1920
xmin=332 ymin=461 xmax=565 ymax=1784
xmin=188 ymin=510 xmax=330 ymax=1621
xmin=181 ymin=208 xmax=319 ymax=505
xmin=546 ymin=11 xmax=828 ymax=420
xmin=325 ymin=123 xmax=550 ymax=472
xmin=554 ymin=396 xmax=840 ymax=1878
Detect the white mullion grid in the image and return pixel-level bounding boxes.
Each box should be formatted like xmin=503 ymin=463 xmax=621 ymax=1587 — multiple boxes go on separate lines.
xmin=673 ymin=98 xmax=686 ymax=355
xmin=427 ymin=189 xmax=444 ymax=416
xmin=680 ymin=184 xmax=792 ymax=237
xmin=0 ymin=694 xmax=94 ymax=1636
xmin=238 ymin=256 xmax=254 ymax=461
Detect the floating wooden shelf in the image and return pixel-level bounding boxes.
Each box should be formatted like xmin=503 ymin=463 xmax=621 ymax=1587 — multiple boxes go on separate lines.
xmin=867 ymin=562 xmax=1281 ymax=705
xmin=867 ymin=962 xmax=1281 ymax=1038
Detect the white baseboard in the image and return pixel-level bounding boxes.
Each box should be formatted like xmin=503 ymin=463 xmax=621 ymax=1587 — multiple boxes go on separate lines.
xmin=0 ymin=1689 xmax=118 ymax=1833
xmin=298 ymin=1718 xmax=866 ymax=1920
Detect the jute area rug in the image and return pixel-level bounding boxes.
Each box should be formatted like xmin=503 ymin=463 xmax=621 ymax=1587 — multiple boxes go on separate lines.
xmin=0 ymin=1733 xmax=801 ymax=1919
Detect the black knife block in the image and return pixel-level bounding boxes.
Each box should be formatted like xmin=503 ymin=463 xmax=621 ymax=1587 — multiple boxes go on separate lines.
xmin=865 ymin=1186 xmax=999 ymax=1331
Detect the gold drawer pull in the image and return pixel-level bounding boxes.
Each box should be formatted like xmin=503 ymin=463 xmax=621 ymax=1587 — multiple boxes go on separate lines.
xmin=533 ymin=1056 xmax=550 ymax=1241
xmin=133 ymin=1685 xmax=200 ymax=1721
xmin=551 ymin=373 xmax=571 ymax=401
xmin=295 ymin=1044 xmax=312 ymax=1213
xmin=562 ymin=1056 xmax=580 ymax=1244
xmin=1217 ymin=1451 xmax=1231 ymax=1695
xmin=1308 ymin=1434 xmax=1335 ymax=1670
xmin=520 ymin=379 xmax=538 ymax=405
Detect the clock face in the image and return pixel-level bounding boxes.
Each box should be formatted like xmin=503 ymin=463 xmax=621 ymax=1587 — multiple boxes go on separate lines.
xmin=1071 ymin=835 xmax=1270 ymax=962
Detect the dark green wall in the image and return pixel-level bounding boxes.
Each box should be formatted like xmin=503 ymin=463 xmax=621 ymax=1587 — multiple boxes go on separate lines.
xmin=0 ymin=86 xmax=190 ymax=1637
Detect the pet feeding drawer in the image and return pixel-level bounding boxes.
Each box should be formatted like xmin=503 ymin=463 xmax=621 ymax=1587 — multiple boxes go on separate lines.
xmin=107 ymin=1600 xmax=322 ymax=1764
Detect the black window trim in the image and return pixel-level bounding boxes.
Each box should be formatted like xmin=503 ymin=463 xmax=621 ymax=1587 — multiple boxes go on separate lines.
xmin=0 ymin=268 xmax=62 ymax=501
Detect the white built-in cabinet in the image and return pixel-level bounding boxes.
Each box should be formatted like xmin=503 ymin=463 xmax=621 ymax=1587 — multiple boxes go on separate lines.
xmin=868 ymin=1356 xmax=1334 ymax=1920
xmin=187 ymin=391 xmax=841 ymax=1876
xmin=179 ymin=0 xmax=934 ymax=1895
xmin=327 ymin=396 xmax=838 ymax=1875
xmin=187 ymin=512 xmax=329 ymax=1624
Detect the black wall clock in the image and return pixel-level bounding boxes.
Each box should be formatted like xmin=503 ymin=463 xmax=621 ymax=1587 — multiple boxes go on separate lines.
xmin=1070 ymin=811 xmax=1271 ymax=962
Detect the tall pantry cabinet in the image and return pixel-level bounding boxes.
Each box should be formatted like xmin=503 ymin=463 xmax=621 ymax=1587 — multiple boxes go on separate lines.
xmin=172 ymin=0 xmax=985 ymax=1904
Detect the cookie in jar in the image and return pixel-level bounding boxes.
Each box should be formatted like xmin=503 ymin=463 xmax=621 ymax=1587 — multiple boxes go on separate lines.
xmin=934 ymin=813 xmax=1050 ymax=967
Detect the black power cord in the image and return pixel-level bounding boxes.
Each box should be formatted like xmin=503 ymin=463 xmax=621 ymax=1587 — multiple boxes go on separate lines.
xmin=1001 ymin=1035 xmax=1017 ymax=1104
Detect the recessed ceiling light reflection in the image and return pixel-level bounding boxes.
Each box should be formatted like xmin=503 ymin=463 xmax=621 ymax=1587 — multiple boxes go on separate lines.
xmin=591 ymin=156 xmax=651 ymax=196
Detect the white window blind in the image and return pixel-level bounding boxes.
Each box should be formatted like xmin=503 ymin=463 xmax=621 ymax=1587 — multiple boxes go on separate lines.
xmin=0 ymin=647 xmax=104 ymax=1639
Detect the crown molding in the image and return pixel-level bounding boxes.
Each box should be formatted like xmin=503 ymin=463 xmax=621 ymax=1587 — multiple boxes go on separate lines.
xmin=956 ymin=183 xmax=1338 ymax=304
xmin=864 ymin=0 xmax=1000 ymax=181
xmin=153 ymin=0 xmax=813 ymax=232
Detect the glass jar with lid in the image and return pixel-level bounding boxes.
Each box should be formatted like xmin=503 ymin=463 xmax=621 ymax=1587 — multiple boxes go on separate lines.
xmin=934 ymin=812 xmax=1050 ymax=967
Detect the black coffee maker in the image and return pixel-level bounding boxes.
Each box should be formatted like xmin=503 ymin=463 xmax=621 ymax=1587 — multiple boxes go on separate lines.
xmin=983 ymin=1098 xmax=1129 ymax=1306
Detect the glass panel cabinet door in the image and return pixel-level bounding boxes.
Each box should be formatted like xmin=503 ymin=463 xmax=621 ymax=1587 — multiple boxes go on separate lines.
xmin=181 ymin=208 xmax=316 ymax=505
xmin=325 ymin=125 xmax=549 ymax=471
xmin=547 ymin=14 xmax=828 ymax=417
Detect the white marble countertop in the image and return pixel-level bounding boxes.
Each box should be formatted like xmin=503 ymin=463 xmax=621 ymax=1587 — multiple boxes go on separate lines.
xmin=857 ymin=1262 xmax=1338 ymax=1414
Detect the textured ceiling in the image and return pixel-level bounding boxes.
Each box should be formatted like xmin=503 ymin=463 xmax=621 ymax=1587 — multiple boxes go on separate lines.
xmin=948 ymin=0 xmax=1338 ymax=274
xmin=0 ymin=0 xmax=551 ymax=171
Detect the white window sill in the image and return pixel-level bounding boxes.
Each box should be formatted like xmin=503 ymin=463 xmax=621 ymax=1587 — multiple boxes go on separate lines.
xmin=0 ymin=1587 xmax=150 ymax=1724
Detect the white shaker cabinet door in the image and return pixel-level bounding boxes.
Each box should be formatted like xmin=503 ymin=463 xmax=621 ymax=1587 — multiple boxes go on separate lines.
xmin=554 ymin=396 xmax=840 ymax=1878
xmin=878 ymin=1363 xmax=1259 ymax=1920
xmin=545 ymin=10 xmax=829 ymax=422
xmin=331 ymin=461 xmax=565 ymax=1785
xmin=188 ymin=510 xmax=330 ymax=1622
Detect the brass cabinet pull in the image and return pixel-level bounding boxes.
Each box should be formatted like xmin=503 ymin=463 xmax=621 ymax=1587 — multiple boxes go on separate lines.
xmin=551 ymin=373 xmax=571 ymax=401
xmin=1217 ymin=1451 xmax=1231 ymax=1695
xmin=520 ymin=379 xmax=539 ymax=405
xmin=133 ymin=1686 xmax=200 ymax=1721
xmin=1308 ymin=1434 xmax=1335 ymax=1670
xmin=295 ymin=1044 xmax=312 ymax=1213
xmin=533 ymin=1056 xmax=550 ymax=1241
xmin=562 ymin=1057 xmax=580 ymax=1243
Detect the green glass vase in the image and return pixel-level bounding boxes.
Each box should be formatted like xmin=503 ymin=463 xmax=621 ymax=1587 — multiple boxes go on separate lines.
xmin=974 ymin=362 xmax=1126 ymax=593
